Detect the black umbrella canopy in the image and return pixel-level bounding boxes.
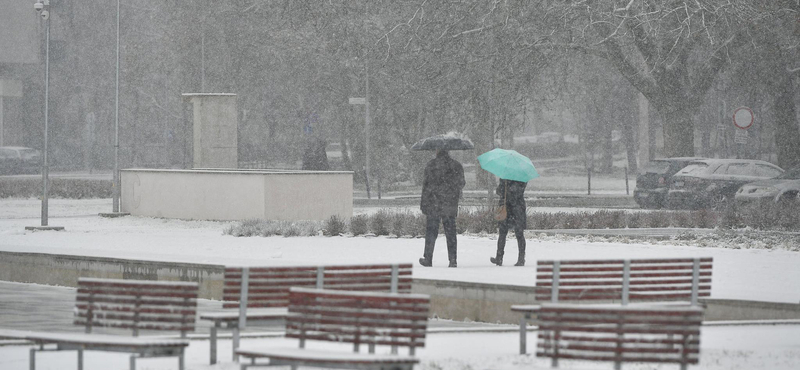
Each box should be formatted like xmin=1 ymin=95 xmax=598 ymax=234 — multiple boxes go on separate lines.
xmin=410 ymin=132 xmax=475 ymax=151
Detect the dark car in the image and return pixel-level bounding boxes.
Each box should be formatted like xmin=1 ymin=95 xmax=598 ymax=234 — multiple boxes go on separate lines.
xmin=735 ymin=165 xmax=800 ymax=207
xmin=0 ymin=146 xmax=42 ymax=175
xmin=667 ymin=159 xmax=784 ymax=209
xmin=633 ymin=157 xmax=704 ymax=209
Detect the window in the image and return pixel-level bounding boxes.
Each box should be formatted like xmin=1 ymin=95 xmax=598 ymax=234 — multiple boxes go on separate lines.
xmin=677 ymin=163 xmax=708 ymax=175
xmin=754 ymin=164 xmax=783 ymax=178
xmin=725 ymin=163 xmax=753 ymax=176
xmin=643 ymin=160 xmax=670 ymax=174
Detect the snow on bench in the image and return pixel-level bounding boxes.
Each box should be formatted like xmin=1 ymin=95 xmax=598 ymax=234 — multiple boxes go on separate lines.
xmin=512 ymin=257 xmax=712 ymax=354
xmin=0 ymin=277 xmax=199 ymax=370
xmin=236 ymin=287 xmax=430 ymax=370
xmin=535 ymin=303 xmax=704 ymax=370
xmin=201 ymin=263 xmax=413 ymax=364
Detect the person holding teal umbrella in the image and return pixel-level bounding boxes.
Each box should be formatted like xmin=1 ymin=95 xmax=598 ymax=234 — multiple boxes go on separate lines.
xmin=477 ymin=148 xmax=539 ymax=266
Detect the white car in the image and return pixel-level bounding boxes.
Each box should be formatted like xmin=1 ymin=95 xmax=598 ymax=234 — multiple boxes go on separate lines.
xmin=735 ymin=166 xmax=800 ymax=206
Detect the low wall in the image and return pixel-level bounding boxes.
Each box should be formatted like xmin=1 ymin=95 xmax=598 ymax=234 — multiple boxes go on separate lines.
xmin=412 ymin=278 xmax=800 ymax=324
xmin=3 ymin=252 xmax=798 ymax=323
xmin=0 ymin=252 xmax=224 ymax=299
xmin=120 ymin=169 xmax=353 ymax=221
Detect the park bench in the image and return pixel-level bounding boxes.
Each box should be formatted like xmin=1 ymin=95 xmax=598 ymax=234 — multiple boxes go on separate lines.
xmin=201 ymin=263 xmax=413 ymax=364
xmin=0 ymin=277 xmax=199 ymax=370
xmin=535 ymin=303 xmax=704 ymax=370
xmin=236 ymin=287 xmax=430 ymax=370
xmin=512 ymin=257 xmax=712 ymax=354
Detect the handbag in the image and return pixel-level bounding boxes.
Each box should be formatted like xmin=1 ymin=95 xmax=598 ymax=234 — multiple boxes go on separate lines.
xmin=495 ymin=183 xmax=508 ymax=221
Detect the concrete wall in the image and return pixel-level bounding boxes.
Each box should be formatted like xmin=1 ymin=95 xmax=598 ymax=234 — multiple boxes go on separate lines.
xmin=120 ymin=169 xmax=353 ymax=221
xmin=182 ymin=93 xmax=238 ymax=169
xmin=0 ymin=252 xmax=224 ymax=299
xmin=2 ymin=252 xmax=799 ymax=322
xmin=413 ymin=278 xmax=800 ymax=324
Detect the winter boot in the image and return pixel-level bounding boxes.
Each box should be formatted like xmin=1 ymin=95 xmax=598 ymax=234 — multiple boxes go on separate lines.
xmin=419 ymin=258 xmax=432 ymax=267
xmin=490 ymin=257 xmax=503 ymax=266
xmin=514 ymin=258 xmax=525 ymax=266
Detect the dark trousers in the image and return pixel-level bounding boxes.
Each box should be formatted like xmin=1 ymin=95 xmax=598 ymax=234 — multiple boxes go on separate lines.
xmin=423 ymin=215 xmax=457 ymax=263
xmin=496 ymin=208 xmax=526 ymax=261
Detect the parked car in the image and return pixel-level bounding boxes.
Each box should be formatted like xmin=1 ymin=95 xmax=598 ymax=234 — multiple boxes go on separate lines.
xmin=633 ymin=157 xmax=705 ymax=209
xmin=0 ymin=146 xmax=42 ymax=175
xmin=666 ymin=158 xmax=784 ymax=209
xmin=735 ymin=165 xmax=800 ymax=207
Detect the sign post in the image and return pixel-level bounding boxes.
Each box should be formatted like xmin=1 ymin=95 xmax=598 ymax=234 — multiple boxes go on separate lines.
xmin=732 ymin=107 xmax=754 ymax=158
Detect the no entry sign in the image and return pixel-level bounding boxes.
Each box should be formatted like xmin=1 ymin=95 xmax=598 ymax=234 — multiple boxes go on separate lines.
xmin=733 ymin=107 xmax=754 ymax=130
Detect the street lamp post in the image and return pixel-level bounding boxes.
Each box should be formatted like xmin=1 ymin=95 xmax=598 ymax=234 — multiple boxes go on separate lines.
xmin=113 ymin=0 xmax=120 ymax=213
xmin=100 ymin=0 xmax=128 ymax=218
xmin=26 ymin=0 xmax=63 ymax=231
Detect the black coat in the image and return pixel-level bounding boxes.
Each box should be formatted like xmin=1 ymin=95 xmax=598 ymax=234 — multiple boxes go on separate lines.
xmin=420 ymin=152 xmax=466 ymax=217
xmin=497 ymin=179 xmax=527 ymax=225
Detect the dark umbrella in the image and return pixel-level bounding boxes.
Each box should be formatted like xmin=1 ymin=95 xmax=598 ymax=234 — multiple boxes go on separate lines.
xmin=410 ymin=132 xmax=475 ymax=151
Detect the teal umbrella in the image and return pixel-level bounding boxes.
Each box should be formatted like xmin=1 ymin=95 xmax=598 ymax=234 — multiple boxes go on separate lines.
xmin=477 ymin=148 xmax=539 ymax=182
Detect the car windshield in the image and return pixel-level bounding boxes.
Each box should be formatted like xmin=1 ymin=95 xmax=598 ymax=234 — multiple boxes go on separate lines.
xmin=676 ymin=163 xmax=708 ymax=175
xmin=642 ymin=160 xmax=670 ymax=174
xmin=778 ymin=167 xmax=800 ymax=180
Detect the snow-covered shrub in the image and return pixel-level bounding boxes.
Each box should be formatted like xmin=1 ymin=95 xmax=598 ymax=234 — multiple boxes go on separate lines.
xmin=644 ymin=211 xmax=670 ymax=228
xmin=369 ymin=209 xmax=392 ymax=236
xmin=350 ymin=215 xmax=368 ymax=236
xmin=691 ymin=209 xmax=717 ymax=229
xmin=587 ymin=210 xmax=625 ymax=229
xmin=670 ymin=211 xmax=694 ymax=228
xmin=323 ymin=215 xmax=347 ymax=236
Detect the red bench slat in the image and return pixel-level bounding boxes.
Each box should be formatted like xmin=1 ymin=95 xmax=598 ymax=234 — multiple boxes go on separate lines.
xmin=536 ymin=304 xmax=703 ymax=367
xmin=76 ymin=278 xmax=199 ymax=337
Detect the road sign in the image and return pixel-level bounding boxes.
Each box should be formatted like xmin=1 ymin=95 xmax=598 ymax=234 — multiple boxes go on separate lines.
xmin=349 ymin=97 xmax=366 ymax=105
xmin=734 ymin=129 xmax=749 ymax=144
xmin=733 ymin=107 xmax=754 ymax=130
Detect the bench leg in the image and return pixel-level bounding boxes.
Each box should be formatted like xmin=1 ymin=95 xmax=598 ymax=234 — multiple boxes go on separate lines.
xmin=130 ymin=355 xmax=136 ymax=370
xmin=233 ymin=325 xmax=240 ymax=362
xmin=77 ymin=349 xmax=83 ymax=370
xmin=519 ymin=314 xmax=528 ymax=355
xmin=179 ymin=349 xmax=185 ymax=370
xmin=29 ymin=348 xmax=35 ymax=370
xmin=210 ymin=322 xmax=219 ymax=364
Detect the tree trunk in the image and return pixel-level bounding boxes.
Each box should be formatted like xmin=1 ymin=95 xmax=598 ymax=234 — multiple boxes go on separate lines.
xmin=653 ymin=103 xmax=695 ymax=157
xmin=622 ymin=116 xmax=638 ymax=174
xmin=774 ymin=73 xmax=800 ymax=169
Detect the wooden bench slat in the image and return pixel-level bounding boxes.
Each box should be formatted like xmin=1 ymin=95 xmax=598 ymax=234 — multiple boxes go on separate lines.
xmin=538 ymin=342 xmax=699 ymax=355
xmin=537 ymin=257 xmax=713 ymax=266
xmin=551 ymin=334 xmax=701 ymax=346
xmin=535 ymin=352 xmax=700 ymax=365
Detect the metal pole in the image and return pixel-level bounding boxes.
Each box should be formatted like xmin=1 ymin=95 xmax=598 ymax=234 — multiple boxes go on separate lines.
xmin=365 ymin=61 xmax=371 ymax=199
xmin=363 ymin=2 xmax=371 ymax=199
xmin=113 ymin=0 xmax=120 ymax=213
xmin=41 ymin=9 xmax=50 ymax=226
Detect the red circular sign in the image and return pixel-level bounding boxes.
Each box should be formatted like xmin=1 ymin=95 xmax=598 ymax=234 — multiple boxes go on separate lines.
xmin=733 ymin=107 xmax=754 ymax=130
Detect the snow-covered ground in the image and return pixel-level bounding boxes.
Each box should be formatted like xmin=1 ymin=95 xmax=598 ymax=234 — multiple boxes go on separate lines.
xmin=1 ymin=198 xmax=798 ymax=304
xmin=1 ymin=198 xmax=799 ymax=369
xmin=0 ymin=324 xmax=799 ymax=370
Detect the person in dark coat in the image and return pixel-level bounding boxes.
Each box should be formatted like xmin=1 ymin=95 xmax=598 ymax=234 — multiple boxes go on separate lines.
xmin=490 ymin=179 xmax=527 ymax=266
xmin=419 ymin=150 xmax=466 ymax=268
xmin=301 ymin=138 xmax=329 ymax=171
